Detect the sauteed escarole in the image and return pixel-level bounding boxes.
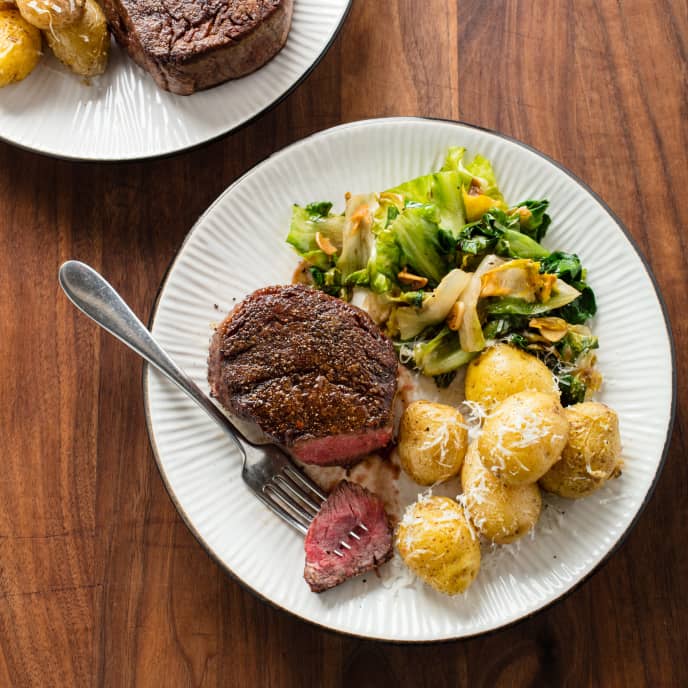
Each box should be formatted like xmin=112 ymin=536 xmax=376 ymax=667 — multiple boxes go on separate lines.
xmin=286 ymin=148 xmax=600 ymax=405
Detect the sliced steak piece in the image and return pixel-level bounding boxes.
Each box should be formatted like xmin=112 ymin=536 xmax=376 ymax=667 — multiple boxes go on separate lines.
xmin=304 ymin=480 xmax=393 ymax=592
xmin=102 ymin=0 xmax=294 ymax=95
xmin=208 ymin=285 xmax=398 ymax=466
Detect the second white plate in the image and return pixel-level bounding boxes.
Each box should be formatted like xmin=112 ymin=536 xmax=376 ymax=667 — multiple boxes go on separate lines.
xmin=0 ymin=0 xmax=350 ymax=161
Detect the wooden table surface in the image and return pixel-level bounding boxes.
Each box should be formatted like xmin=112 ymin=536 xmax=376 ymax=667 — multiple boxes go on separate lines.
xmin=1 ymin=1 xmax=686 ymax=685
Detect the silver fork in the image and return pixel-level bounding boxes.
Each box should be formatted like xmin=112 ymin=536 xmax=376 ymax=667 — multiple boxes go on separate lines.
xmin=58 ymin=261 xmax=362 ymax=550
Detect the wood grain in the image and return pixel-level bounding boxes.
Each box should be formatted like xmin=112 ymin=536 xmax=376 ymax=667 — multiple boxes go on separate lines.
xmin=0 ymin=0 xmax=686 ymax=685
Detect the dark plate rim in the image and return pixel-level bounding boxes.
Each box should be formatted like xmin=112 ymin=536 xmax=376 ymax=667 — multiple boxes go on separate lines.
xmin=142 ymin=116 xmax=677 ymax=644
xmin=0 ymin=0 xmax=353 ymax=164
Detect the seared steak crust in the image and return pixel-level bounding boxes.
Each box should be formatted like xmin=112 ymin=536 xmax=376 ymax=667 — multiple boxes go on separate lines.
xmin=102 ymin=0 xmax=294 ymax=94
xmin=208 ymin=285 xmax=398 ymax=465
xmin=304 ymin=480 xmax=393 ymax=592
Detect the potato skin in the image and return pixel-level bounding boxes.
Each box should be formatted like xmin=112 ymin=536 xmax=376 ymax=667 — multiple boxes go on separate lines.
xmin=44 ymin=0 xmax=107 ymax=76
xmin=540 ymin=402 xmax=622 ymax=498
xmin=465 ymin=344 xmax=558 ymax=414
xmin=461 ymin=442 xmax=542 ymax=544
xmin=398 ymin=401 xmax=468 ymax=485
xmin=479 ymin=391 xmax=569 ymax=486
xmin=396 ymin=496 xmax=480 ymax=595
xmin=0 ymin=8 xmax=41 ymax=87
xmin=16 ymin=0 xmax=84 ymax=30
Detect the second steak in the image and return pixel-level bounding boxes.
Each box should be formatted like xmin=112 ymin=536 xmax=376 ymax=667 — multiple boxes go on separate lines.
xmin=208 ymin=285 xmax=398 ymax=465
xmin=102 ymin=0 xmax=294 ymax=95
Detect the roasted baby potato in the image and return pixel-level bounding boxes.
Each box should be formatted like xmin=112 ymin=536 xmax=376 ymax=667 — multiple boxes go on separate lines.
xmin=479 ymin=391 xmax=569 ymax=486
xmin=398 ymin=400 xmax=469 ymax=485
xmin=44 ymin=0 xmax=107 ymax=77
xmin=0 ymin=8 xmax=41 ymax=87
xmin=465 ymin=343 xmax=558 ymax=414
xmin=540 ymin=402 xmax=622 ymax=498
xmin=396 ymin=496 xmax=480 ymax=595
xmin=461 ymin=442 xmax=542 ymax=544
xmin=16 ymin=0 xmax=84 ymax=30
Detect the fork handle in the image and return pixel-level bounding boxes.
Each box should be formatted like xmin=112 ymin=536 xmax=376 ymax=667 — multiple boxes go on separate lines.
xmin=58 ymin=260 xmax=247 ymax=458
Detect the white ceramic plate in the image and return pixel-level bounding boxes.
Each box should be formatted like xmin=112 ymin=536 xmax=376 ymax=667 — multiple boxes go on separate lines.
xmin=144 ymin=118 xmax=674 ymax=641
xmin=0 ymin=1 xmax=350 ymax=161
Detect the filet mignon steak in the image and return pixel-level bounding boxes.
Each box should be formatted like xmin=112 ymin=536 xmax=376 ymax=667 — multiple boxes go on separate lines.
xmin=102 ymin=0 xmax=294 ymax=95
xmin=304 ymin=480 xmax=393 ymax=592
xmin=208 ymin=284 xmax=398 ymax=466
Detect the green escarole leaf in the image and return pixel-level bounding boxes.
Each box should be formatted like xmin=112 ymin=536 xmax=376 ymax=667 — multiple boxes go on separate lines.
xmin=557 ymin=373 xmax=588 ymax=406
xmin=388 ymin=205 xmax=448 ymax=286
xmin=483 ymin=279 xmax=581 ymax=316
xmin=395 ymin=268 xmax=471 ymax=340
xmin=337 ymin=193 xmax=375 ymax=281
xmin=498 ymin=229 xmax=550 ymax=260
xmin=512 ymin=199 xmax=552 ymax=242
xmin=539 ymin=251 xmax=597 ymax=324
xmin=305 ymin=201 xmax=333 ymax=217
xmin=456 ymin=208 xmax=550 ymax=263
xmin=286 ymin=204 xmax=344 ymax=255
xmin=459 ymin=154 xmax=505 ymax=202
xmin=540 ymin=251 xmax=583 ymax=282
xmin=413 ymin=327 xmax=477 ymax=376
xmin=368 ymin=227 xmax=401 ymax=293
xmin=387 ymin=170 xmax=465 ymax=235
xmin=553 ymin=285 xmax=597 ymax=324
xmin=441 ymin=146 xmax=467 ymax=172
xmin=556 ymin=328 xmax=599 ymax=362
xmin=308 ymin=266 xmax=342 ymax=297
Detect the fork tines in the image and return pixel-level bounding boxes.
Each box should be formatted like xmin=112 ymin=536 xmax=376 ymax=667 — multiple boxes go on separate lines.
xmin=261 ymin=466 xmax=368 ymax=551
xmin=263 ymin=465 xmax=327 ymax=534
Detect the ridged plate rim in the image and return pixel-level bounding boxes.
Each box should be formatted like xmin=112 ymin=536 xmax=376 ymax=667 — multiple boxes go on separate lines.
xmin=142 ymin=117 xmax=676 ymax=642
